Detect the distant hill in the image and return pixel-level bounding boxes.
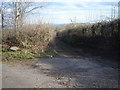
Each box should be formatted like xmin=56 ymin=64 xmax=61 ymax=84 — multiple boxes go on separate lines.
xmin=54 ymin=23 xmax=88 ymax=27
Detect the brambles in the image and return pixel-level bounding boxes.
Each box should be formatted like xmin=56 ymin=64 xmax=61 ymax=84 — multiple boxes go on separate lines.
xmin=2 ymin=23 xmax=57 ymax=62
xmin=2 ymin=24 xmax=56 ymax=54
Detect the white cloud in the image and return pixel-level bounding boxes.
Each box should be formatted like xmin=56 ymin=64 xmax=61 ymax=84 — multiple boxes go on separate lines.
xmin=25 ymin=0 xmax=119 ymax=24
xmin=6 ymin=8 xmax=12 ymax=12
xmin=39 ymin=8 xmax=112 ymax=24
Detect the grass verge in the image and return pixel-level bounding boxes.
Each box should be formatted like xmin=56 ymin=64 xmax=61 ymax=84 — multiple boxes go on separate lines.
xmin=2 ymin=50 xmax=36 ymax=63
xmin=2 ymin=50 xmax=59 ymax=64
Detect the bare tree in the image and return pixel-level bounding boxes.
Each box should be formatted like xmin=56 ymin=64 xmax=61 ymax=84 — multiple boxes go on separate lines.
xmin=13 ymin=2 xmax=45 ymax=30
xmin=0 ymin=2 xmax=4 ymax=30
xmin=1 ymin=2 xmax=45 ymax=30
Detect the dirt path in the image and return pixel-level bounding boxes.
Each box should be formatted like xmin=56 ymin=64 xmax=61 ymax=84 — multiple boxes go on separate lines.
xmin=2 ymin=40 xmax=119 ymax=88
xmin=2 ymin=57 xmax=118 ymax=88
xmin=2 ymin=64 xmax=66 ymax=88
xmin=32 ymin=57 xmax=118 ymax=88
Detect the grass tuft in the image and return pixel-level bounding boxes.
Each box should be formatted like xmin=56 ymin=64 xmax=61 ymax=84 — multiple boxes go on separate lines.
xmin=38 ymin=51 xmax=59 ymax=58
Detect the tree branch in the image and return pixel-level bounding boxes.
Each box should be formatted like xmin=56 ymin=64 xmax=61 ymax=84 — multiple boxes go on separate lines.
xmin=25 ymin=6 xmax=43 ymax=14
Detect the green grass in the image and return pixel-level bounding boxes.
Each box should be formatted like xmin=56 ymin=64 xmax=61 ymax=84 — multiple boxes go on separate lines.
xmin=2 ymin=50 xmax=59 ymax=63
xmin=2 ymin=51 xmax=36 ymax=59
xmin=2 ymin=51 xmax=36 ymax=63
xmin=38 ymin=51 xmax=59 ymax=58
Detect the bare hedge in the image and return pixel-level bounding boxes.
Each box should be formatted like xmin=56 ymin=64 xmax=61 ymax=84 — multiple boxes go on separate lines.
xmin=2 ymin=24 xmax=56 ymax=54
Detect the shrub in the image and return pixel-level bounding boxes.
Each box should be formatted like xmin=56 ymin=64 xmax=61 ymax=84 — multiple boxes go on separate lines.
xmin=58 ymin=19 xmax=119 ymax=59
xmin=2 ymin=24 xmax=56 ymax=54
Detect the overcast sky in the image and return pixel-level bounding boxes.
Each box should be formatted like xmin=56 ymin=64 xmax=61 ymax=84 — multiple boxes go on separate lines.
xmin=25 ymin=0 xmax=119 ymax=24
xmin=1 ymin=0 xmax=119 ymax=24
